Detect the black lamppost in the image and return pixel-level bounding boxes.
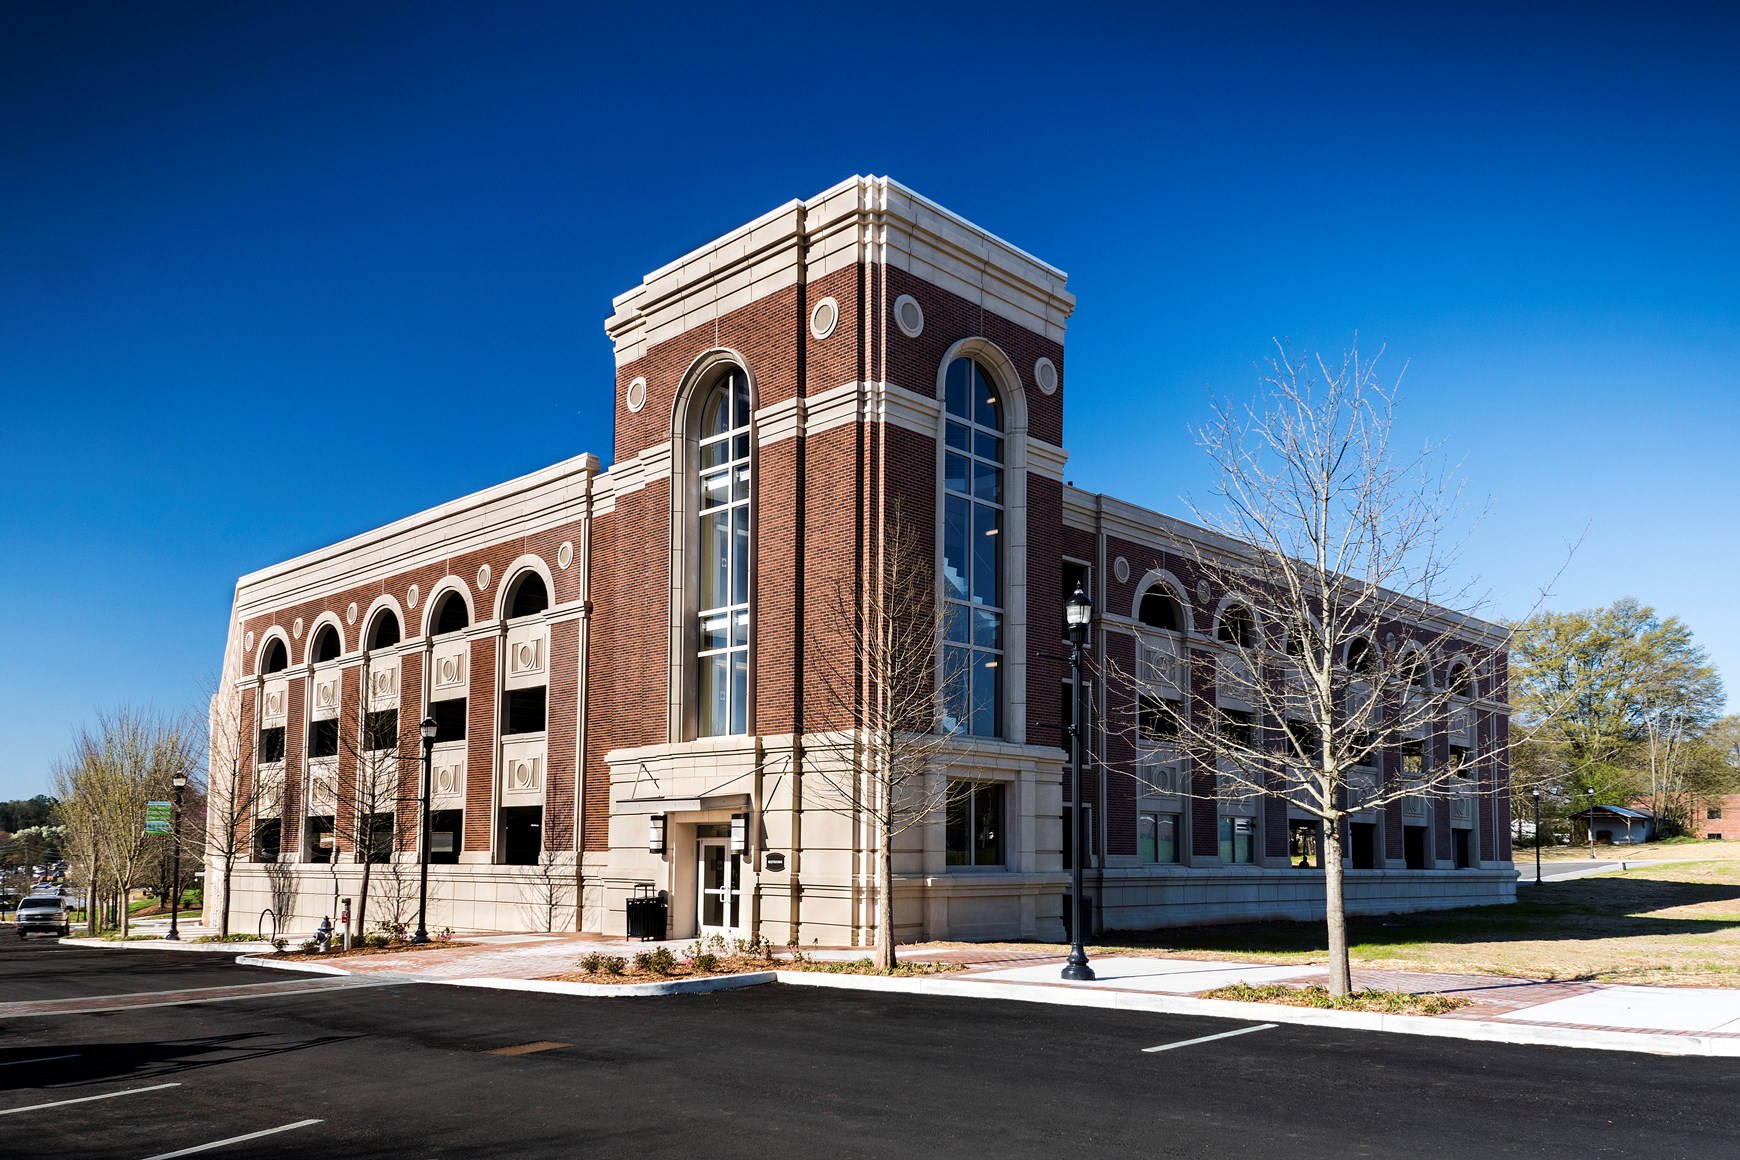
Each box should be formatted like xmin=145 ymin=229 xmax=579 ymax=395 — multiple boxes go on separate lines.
xmin=412 ymin=716 xmax=437 ymax=944
xmin=1587 ymin=785 xmax=1597 ymax=860
xmin=1531 ymin=786 xmax=1542 ymax=885
xmin=1062 ymin=583 xmax=1095 ymax=982
xmin=165 ymin=769 xmax=187 ymax=940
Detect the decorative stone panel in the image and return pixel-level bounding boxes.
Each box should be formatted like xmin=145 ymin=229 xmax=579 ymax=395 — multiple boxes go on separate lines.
xmin=307 ymin=757 xmax=338 ymax=814
xmin=365 ymin=657 xmax=400 ymax=710
xmin=255 ymin=768 xmax=285 ymax=818
xmin=504 ymin=623 xmax=549 ymax=691
xmin=1216 ymin=655 xmax=1255 ymax=707
xmin=1137 ymin=636 xmax=1182 ymax=693
xmin=500 ymin=737 xmax=545 ymax=805
xmin=431 ymin=640 xmax=469 ymax=698
xmin=432 ymin=744 xmax=466 ymax=809
xmin=311 ymin=672 xmax=342 ymax=721
xmin=260 ymin=679 xmax=290 ymax=728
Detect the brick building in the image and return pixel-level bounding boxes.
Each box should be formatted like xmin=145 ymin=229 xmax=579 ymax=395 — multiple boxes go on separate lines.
xmin=209 ymin=177 xmax=1516 ymax=944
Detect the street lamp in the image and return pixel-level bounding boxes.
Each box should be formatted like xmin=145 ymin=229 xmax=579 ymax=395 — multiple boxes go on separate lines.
xmin=412 ymin=716 xmax=438 ymax=944
xmin=1062 ymin=583 xmax=1095 ymax=982
xmin=166 ymin=769 xmax=188 ymax=941
xmin=1587 ymin=785 xmax=1596 ymax=860
xmin=1531 ymin=786 xmax=1541 ymax=886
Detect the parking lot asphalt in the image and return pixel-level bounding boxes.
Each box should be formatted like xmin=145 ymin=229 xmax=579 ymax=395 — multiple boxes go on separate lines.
xmin=2 ymin=938 xmax=1737 ymax=1158
xmin=0 ymin=935 xmax=291 ymax=1002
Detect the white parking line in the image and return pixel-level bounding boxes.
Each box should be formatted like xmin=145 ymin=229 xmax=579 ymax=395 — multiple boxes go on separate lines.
xmin=142 ymin=1118 xmax=323 ymax=1158
xmin=1142 ymin=1023 xmax=1278 ymax=1053
xmin=0 ymin=1082 xmax=180 ymax=1115
xmin=0 ymin=1053 xmax=79 ymax=1067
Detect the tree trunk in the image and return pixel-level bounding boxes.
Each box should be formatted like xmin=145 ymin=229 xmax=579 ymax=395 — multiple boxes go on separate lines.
xmin=219 ymin=856 xmax=233 ymax=938
xmin=1323 ymin=818 xmax=1351 ymax=996
xmin=875 ymin=812 xmax=896 ymax=971
xmin=356 ymin=858 xmax=373 ymax=939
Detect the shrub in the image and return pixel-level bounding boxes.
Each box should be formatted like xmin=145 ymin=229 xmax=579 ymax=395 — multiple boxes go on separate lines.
xmin=580 ymin=951 xmax=611 ymax=974
xmin=689 ymin=952 xmax=719 ymax=973
xmin=601 ymin=955 xmax=626 ymax=975
xmin=297 ymin=938 xmax=321 ymax=954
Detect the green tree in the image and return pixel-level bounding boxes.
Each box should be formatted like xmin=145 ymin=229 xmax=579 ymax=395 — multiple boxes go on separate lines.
xmin=1510 ymin=599 xmax=1725 ymax=832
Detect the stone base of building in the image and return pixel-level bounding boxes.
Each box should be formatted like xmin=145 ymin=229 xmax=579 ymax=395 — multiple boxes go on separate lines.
xmin=1094 ymin=866 xmax=1518 ymax=931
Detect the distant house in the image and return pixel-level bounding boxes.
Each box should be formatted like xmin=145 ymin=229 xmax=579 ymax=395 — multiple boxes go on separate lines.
xmin=1699 ymin=795 xmax=1740 ymax=841
xmin=1573 ymin=805 xmax=1654 ymax=846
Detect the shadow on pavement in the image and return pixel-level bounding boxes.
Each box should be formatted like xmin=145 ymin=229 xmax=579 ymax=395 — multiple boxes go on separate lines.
xmin=0 ymin=1032 xmax=358 ymax=1092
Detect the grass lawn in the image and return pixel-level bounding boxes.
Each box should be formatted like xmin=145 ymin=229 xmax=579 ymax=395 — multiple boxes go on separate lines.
xmin=928 ymin=849 xmax=1740 ymax=987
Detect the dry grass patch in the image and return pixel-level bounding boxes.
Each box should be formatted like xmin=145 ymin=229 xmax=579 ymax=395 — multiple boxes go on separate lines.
xmin=918 ymin=858 xmax=1740 ymax=987
xmin=1201 ymin=982 xmax=1470 ymax=1016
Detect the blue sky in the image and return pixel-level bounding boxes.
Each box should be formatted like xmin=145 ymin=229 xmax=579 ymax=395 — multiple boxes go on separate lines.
xmin=2 ymin=1 xmax=1735 ymax=799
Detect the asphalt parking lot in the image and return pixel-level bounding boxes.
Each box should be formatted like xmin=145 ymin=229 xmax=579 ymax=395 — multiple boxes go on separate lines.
xmin=2 ymin=937 xmax=1737 ymax=1158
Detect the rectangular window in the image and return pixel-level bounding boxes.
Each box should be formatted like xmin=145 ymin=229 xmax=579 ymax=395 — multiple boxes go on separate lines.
xmin=946 ymin=782 xmax=1006 ymax=868
xmin=1138 ymin=696 xmax=1180 ymax=742
xmin=1453 ymin=829 xmax=1472 ymax=869
xmin=1218 ymin=815 xmax=1255 ymax=864
xmin=1404 ymin=824 xmax=1429 ymax=869
xmin=1062 ymin=801 xmax=1095 ymax=868
xmin=1350 ymin=822 xmax=1378 ymax=869
xmin=1351 ymin=732 xmax=1376 ymax=769
xmin=1284 ymin=720 xmax=1318 ymax=763
xmin=1402 ymin=740 xmax=1425 ymax=776
xmin=365 ymin=709 xmax=398 ymax=753
xmin=504 ymin=687 xmax=546 ymax=735
xmin=366 ymin=812 xmax=395 ymax=864
xmin=429 ymin=809 xmax=463 ymax=864
xmin=499 ymin=805 xmax=542 ymax=865
xmin=1138 ymin=812 xmax=1179 ymax=864
xmin=432 ymin=697 xmax=466 ymax=743
xmin=308 ymin=718 xmax=339 ymax=759
xmin=304 ymin=816 xmax=335 ymax=863
xmin=252 ymin=819 xmax=281 ymax=862
xmin=1288 ymin=818 xmax=1320 ymax=868
xmin=1709 ymin=807 xmax=1723 ymax=821
xmin=1448 ymin=744 xmax=1470 ymax=778
xmin=258 ymin=726 xmax=286 ymax=764
xmin=1219 ymin=708 xmax=1254 ymax=748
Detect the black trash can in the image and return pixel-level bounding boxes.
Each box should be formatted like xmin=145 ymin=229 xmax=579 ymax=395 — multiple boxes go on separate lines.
xmin=625 ymin=886 xmax=667 ymax=942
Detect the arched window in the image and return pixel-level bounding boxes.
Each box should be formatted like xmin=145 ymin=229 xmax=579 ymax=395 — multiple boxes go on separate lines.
xmin=941 ymin=356 xmax=1004 ymax=737
xmin=1216 ymin=604 xmax=1256 ymax=649
xmin=506 ymin=574 xmax=548 ymax=620
xmin=697 ymin=370 xmax=751 ymax=737
xmin=369 ymin=610 xmax=401 ymax=651
xmin=1138 ymin=586 xmax=1184 ymax=633
xmin=260 ymin=637 xmax=288 ymax=675
xmin=1448 ymin=663 xmax=1474 ymax=699
xmin=1344 ymin=635 xmax=1376 ymax=675
xmin=432 ymin=591 xmax=469 ymax=635
xmin=1398 ymin=649 xmax=1427 ymax=688
xmin=310 ymin=624 xmax=341 ymax=664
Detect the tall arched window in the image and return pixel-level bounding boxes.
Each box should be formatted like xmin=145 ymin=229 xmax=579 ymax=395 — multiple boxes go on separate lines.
xmin=505 ymin=574 xmax=547 ymax=620
xmin=310 ymin=624 xmax=341 ymax=664
xmin=942 ymin=357 xmax=1004 ymax=737
xmin=697 ymin=370 xmax=751 ymax=737
xmin=432 ymin=591 xmax=469 ymax=635
xmin=1138 ymin=586 xmax=1184 ymax=633
xmin=260 ymin=637 xmax=288 ymax=675
xmin=369 ymin=610 xmax=401 ymax=651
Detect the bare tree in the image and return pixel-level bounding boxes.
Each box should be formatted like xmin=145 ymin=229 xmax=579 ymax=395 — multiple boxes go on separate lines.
xmin=327 ymin=681 xmax=416 ymax=939
xmin=52 ymin=707 xmax=198 ymax=937
xmin=1108 ymin=342 xmax=1515 ymax=995
xmin=202 ymin=677 xmax=286 ymax=936
xmin=806 ymin=509 xmax=963 ymax=970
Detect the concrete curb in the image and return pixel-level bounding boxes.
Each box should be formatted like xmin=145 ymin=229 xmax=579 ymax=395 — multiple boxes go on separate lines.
xmin=234 ymin=954 xmax=353 ymax=976
xmin=438 ymin=972 xmax=778 ymax=999
xmin=771 ymin=971 xmax=1740 ymax=1058
xmin=56 ymin=937 xmax=274 ymax=954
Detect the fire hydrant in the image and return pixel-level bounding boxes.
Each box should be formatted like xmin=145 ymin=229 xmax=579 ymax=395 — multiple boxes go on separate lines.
xmin=315 ymin=915 xmax=333 ymax=953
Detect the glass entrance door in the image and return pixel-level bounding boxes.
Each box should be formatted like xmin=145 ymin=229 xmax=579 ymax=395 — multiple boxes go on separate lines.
xmin=697 ymin=838 xmax=741 ymax=935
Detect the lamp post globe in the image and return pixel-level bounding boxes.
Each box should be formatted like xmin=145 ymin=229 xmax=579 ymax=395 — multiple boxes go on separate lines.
xmin=413 ymin=717 xmax=438 ymax=944
xmin=1062 ymin=583 xmax=1095 ymax=982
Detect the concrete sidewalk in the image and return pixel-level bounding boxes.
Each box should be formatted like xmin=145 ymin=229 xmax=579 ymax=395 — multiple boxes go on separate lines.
xmin=230 ymin=932 xmax=1740 ymax=1057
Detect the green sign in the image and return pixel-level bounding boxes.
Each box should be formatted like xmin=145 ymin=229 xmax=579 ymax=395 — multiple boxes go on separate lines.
xmin=145 ymin=801 xmax=172 ymax=835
